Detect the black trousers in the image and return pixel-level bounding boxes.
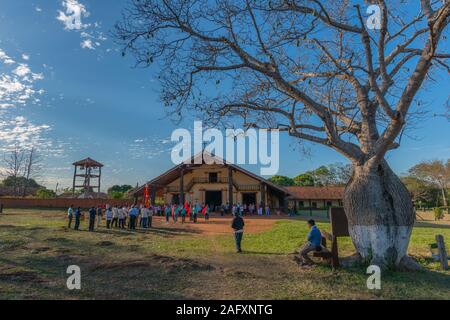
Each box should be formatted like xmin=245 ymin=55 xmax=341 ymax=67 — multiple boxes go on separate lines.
xmin=234 ymin=232 xmax=243 ymax=252
xmin=88 ymin=218 xmax=95 ymax=231
xmin=148 ymin=216 xmax=152 ymax=228
xmin=111 ymin=217 xmax=118 ymax=228
xmin=74 ymin=217 xmax=80 ymax=230
xmin=68 ymin=215 xmax=73 ymax=228
xmin=129 ymin=215 xmax=136 ymax=229
xmin=119 ymin=218 xmax=125 ymax=229
xmin=106 ymin=219 xmax=111 ymax=229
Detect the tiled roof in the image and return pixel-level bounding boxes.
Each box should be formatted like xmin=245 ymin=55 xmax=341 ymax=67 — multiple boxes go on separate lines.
xmin=285 ymin=186 xmax=344 ymax=200
xmin=73 ymin=157 xmax=104 ymax=167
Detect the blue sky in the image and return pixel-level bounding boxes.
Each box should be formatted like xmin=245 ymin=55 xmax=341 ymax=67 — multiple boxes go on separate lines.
xmin=0 ymin=0 xmax=449 ymax=191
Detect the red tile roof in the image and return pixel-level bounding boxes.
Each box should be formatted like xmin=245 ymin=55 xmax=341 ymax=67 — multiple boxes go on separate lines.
xmin=285 ymin=186 xmax=344 ymax=200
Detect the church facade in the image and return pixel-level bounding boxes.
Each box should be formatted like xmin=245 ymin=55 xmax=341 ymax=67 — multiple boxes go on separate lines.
xmin=131 ymin=153 xmax=289 ymax=210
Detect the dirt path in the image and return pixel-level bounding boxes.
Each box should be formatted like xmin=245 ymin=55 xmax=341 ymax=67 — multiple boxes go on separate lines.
xmin=151 ymin=215 xmax=276 ymax=236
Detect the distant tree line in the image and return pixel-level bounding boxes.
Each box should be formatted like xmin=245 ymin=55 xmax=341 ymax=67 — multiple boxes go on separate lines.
xmin=270 ymin=159 xmax=450 ymax=210
xmin=402 ymin=159 xmax=450 ymax=209
xmin=268 ymin=163 xmax=352 ymax=187
xmin=0 ymin=145 xmax=54 ymax=198
xmin=107 ymin=185 xmax=134 ymax=199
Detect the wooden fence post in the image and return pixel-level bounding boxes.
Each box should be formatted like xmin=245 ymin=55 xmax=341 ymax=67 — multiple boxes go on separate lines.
xmin=435 ymin=234 xmax=449 ymax=270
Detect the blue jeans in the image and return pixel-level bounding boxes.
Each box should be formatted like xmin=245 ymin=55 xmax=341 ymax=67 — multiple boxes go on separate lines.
xmin=142 ymin=217 xmax=148 ymax=228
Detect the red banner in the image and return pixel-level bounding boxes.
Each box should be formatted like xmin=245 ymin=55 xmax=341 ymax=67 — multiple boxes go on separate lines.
xmin=144 ymin=184 xmax=149 ymax=208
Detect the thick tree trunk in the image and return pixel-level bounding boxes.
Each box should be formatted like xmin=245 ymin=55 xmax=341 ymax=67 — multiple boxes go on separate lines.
xmin=343 ymin=160 xmax=419 ymax=270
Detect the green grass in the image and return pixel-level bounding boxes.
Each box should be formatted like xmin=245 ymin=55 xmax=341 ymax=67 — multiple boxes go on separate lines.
xmin=0 ymin=209 xmax=449 ymax=300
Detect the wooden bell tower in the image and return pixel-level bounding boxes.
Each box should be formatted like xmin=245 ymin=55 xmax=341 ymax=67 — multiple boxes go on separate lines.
xmin=72 ymin=157 xmax=103 ymax=197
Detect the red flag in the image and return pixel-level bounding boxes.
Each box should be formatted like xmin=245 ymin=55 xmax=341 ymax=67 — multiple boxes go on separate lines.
xmin=201 ymin=205 xmax=207 ymax=215
xmin=185 ymin=201 xmax=190 ymax=217
xmin=171 ymin=205 xmax=175 ymax=218
xmin=144 ymin=184 xmax=149 ymax=208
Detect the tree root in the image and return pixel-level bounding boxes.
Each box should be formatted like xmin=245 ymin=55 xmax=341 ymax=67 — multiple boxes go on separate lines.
xmin=397 ymin=255 xmax=423 ymax=272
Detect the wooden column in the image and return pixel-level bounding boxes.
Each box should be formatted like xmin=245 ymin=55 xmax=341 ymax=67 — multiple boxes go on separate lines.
xmin=180 ymin=167 xmax=185 ymax=205
xmin=72 ymin=165 xmax=77 ymax=195
xmin=151 ymin=188 xmax=156 ymax=205
xmin=260 ymin=182 xmax=266 ymax=209
xmin=98 ymin=167 xmax=102 ymax=193
xmin=283 ymin=196 xmax=289 ymax=213
xmin=228 ymin=166 xmax=233 ymax=212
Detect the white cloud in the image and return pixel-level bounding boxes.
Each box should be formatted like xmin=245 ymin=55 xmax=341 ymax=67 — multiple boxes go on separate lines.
xmin=0 ymin=116 xmax=51 ymax=151
xmin=57 ymin=0 xmax=90 ymax=30
xmin=0 ymin=49 xmax=44 ymax=108
xmin=0 ymin=49 xmax=15 ymax=65
xmin=13 ymin=64 xmax=31 ymax=77
xmin=22 ymin=54 xmax=30 ymax=60
xmin=80 ymin=39 xmax=94 ymax=50
xmin=35 ymin=7 xmax=42 ymax=12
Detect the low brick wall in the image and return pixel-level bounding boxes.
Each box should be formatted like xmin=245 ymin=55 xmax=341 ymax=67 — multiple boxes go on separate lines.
xmin=0 ymin=198 xmax=135 ymax=209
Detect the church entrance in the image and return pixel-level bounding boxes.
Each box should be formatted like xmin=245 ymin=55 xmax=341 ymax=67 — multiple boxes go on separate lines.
xmin=205 ymin=190 xmax=222 ymax=211
xmin=242 ymin=192 xmax=257 ymax=206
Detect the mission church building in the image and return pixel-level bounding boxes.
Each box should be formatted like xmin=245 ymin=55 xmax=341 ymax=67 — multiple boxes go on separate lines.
xmin=132 ymin=152 xmax=289 ymax=210
xmin=131 ymin=152 xmax=344 ymax=212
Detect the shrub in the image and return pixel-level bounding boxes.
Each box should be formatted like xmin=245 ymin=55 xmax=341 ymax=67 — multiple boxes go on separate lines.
xmin=36 ymin=188 xmax=56 ymax=199
xmin=433 ymin=207 xmax=444 ymax=220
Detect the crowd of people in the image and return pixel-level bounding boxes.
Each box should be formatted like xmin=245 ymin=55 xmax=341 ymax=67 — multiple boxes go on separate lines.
xmin=67 ymin=202 xmax=322 ymax=262
xmin=67 ymin=204 xmax=155 ymax=232
xmin=67 ymin=201 xmax=275 ymax=232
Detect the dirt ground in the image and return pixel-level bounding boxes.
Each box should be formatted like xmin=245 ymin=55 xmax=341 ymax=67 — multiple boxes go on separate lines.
xmin=151 ymin=215 xmax=277 ymax=236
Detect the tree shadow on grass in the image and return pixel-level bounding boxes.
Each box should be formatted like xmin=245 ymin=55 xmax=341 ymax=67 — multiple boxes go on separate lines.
xmin=0 ymin=251 xmax=214 ymax=299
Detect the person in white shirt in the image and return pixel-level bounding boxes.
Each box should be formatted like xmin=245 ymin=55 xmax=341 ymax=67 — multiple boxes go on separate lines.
xmin=111 ymin=206 xmax=119 ymax=228
xmin=118 ymin=206 xmax=125 ymax=229
xmin=67 ymin=205 xmax=74 ymax=228
xmin=105 ymin=208 xmax=113 ymax=229
xmin=140 ymin=205 xmax=149 ymax=228
xmin=148 ymin=205 xmax=154 ymax=228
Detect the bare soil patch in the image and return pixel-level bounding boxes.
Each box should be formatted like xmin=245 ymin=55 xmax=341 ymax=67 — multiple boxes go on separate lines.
xmin=150 ymin=215 xmax=276 ymax=236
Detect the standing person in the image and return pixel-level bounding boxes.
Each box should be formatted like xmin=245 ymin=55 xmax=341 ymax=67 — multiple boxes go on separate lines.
xmin=96 ymin=205 xmax=103 ymax=228
xmin=141 ymin=205 xmax=149 ymax=228
xmin=111 ymin=205 xmax=119 ymax=228
xmin=105 ymin=207 xmax=113 ymax=229
xmin=231 ymin=213 xmax=245 ymax=253
xmin=74 ymin=207 xmax=82 ymax=231
xmin=88 ymin=206 xmax=96 ymax=232
xmin=265 ymin=205 xmax=270 ymax=216
xmin=180 ymin=204 xmax=187 ymax=224
xmin=164 ymin=204 xmax=171 ymax=223
xmin=118 ymin=206 xmax=125 ymax=229
xmin=148 ymin=205 xmax=154 ymax=228
xmin=67 ymin=205 xmax=74 ymax=228
xmin=204 ymin=204 xmax=210 ymax=221
xmin=128 ymin=205 xmax=138 ymax=230
xmin=257 ymin=205 xmax=263 ymax=216
xmin=123 ymin=205 xmax=129 ymax=227
xmin=193 ymin=202 xmax=201 ymax=223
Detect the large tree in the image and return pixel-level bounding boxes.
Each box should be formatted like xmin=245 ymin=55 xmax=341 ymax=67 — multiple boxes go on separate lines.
xmin=115 ymin=0 xmax=450 ymax=269
xmin=408 ymin=159 xmax=450 ymax=207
